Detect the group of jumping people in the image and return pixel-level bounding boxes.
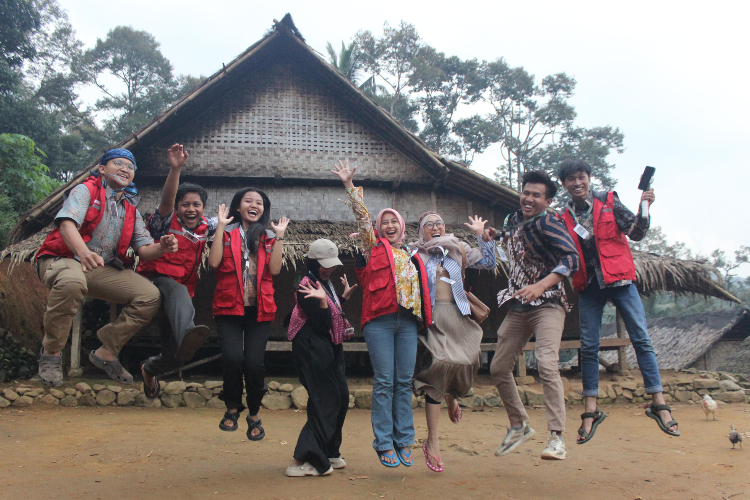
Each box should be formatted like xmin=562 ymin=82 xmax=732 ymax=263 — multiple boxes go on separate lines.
xmin=33 ymin=145 xmax=678 ymax=477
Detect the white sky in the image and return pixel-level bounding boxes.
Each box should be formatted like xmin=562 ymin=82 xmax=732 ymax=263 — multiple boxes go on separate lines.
xmin=59 ymin=0 xmax=750 ymax=275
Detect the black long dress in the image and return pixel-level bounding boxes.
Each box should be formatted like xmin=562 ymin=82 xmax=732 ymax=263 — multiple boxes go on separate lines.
xmin=291 ymin=275 xmax=349 ymax=474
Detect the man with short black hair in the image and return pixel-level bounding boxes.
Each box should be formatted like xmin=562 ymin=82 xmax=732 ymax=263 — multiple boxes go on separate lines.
xmin=491 ymin=170 xmax=580 ymax=461
xmin=557 ymin=158 xmax=679 ymax=443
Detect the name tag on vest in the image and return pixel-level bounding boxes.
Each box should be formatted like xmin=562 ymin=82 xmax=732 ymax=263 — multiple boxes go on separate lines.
xmin=574 ymin=224 xmax=591 ymax=240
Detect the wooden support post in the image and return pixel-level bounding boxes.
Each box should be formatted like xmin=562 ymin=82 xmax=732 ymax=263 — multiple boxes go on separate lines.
xmin=615 ymin=308 xmax=629 ymax=375
xmin=68 ymin=305 xmax=83 ymax=378
xmin=515 ymin=355 xmax=526 ymax=377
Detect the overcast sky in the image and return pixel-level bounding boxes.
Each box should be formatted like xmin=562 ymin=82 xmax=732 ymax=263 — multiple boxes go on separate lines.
xmin=59 ymin=0 xmax=749 ymax=275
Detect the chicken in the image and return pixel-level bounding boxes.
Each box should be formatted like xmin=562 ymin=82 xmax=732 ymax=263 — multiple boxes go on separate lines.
xmin=728 ymin=425 xmax=743 ymax=449
xmin=702 ymin=394 xmax=718 ymax=421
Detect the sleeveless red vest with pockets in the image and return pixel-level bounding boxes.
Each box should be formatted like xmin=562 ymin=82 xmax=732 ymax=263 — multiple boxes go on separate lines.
xmin=560 ymin=191 xmax=637 ymax=292
xmin=37 ymin=175 xmax=137 ymax=267
xmin=354 ymin=236 xmax=432 ymax=329
xmin=212 ymin=225 xmax=276 ymax=320
xmin=136 ymin=213 xmax=209 ymax=297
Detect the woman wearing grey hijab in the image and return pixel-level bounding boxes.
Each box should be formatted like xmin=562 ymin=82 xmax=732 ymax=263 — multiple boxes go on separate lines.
xmin=410 ymin=211 xmax=497 ymax=472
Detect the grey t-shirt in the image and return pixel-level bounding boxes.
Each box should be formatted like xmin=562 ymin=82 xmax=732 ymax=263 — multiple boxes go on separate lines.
xmin=54 ymin=183 xmax=154 ymax=262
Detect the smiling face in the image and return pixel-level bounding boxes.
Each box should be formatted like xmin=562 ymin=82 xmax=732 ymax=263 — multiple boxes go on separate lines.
xmin=176 ymin=192 xmax=204 ymax=230
xmin=520 ymin=182 xmax=552 ymax=219
xmin=421 ymin=215 xmax=445 ymax=243
xmin=379 ymin=211 xmax=402 ymax=245
xmin=98 ymin=158 xmax=135 ymax=189
xmin=318 ymin=265 xmax=336 ymax=281
xmin=238 ymin=191 xmax=265 ymax=227
xmin=562 ymin=170 xmax=591 ymax=203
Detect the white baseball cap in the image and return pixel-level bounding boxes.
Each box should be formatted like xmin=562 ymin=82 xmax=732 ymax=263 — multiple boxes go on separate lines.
xmin=307 ymin=239 xmax=342 ymax=268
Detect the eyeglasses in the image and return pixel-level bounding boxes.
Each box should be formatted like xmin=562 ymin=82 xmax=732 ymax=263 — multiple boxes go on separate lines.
xmin=111 ymin=159 xmax=135 ymax=172
xmin=424 ymin=221 xmax=445 ymax=230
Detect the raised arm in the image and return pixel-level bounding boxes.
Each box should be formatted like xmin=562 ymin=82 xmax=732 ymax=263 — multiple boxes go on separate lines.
xmin=268 ymin=217 xmax=289 ymax=276
xmin=208 ymin=204 xmax=232 ymax=269
xmin=331 ymin=160 xmax=376 ymax=250
xmin=463 ymin=215 xmax=497 ymax=269
xmin=156 ymin=144 xmax=189 ymax=218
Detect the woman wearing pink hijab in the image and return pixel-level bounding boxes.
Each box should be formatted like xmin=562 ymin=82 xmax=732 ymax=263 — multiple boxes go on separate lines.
xmin=332 ymin=160 xmax=432 ymax=469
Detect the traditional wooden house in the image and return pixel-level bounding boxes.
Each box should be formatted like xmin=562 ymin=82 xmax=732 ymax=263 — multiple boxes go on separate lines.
xmin=0 ymin=15 xmax=739 ymax=375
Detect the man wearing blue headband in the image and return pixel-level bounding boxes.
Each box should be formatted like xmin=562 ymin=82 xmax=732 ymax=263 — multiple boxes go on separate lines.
xmin=36 ymin=148 xmax=179 ymax=386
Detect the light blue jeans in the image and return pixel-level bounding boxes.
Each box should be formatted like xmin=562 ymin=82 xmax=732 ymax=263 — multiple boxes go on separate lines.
xmin=363 ymin=307 xmax=418 ymax=452
xmin=579 ymin=281 xmax=663 ymax=397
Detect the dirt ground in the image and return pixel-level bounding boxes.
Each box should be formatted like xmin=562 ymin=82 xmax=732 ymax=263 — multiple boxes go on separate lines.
xmin=1 ymin=401 xmax=749 ymax=500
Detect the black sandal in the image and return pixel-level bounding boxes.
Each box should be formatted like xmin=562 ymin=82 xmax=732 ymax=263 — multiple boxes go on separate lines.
xmin=246 ymin=416 xmax=265 ymax=441
xmin=577 ymin=408 xmax=607 ymax=445
xmin=219 ymin=411 xmax=240 ymax=432
xmin=645 ymin=403 xmax=680 ymax=437
xmin=140 ymin=362 xmax=160 ymax=400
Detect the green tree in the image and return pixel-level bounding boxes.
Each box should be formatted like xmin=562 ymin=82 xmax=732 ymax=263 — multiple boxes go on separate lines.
xmin=84 ymin=26 xmax=176 ymax=139
xmin=629 ymin=225 xmax=692 ymax=259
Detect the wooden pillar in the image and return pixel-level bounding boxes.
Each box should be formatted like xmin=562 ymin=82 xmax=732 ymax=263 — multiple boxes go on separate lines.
xmin=615 ymin=308 xmax=629 ymax=375
xmin=515 ymin=354 xmax=526 ymax=377
xmin=67 ymin=305 xmax=83 ymax=378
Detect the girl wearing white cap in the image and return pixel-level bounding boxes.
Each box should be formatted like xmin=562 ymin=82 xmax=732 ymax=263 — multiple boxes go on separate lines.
xmin=286 ymin=239 xmax=358 ymax=477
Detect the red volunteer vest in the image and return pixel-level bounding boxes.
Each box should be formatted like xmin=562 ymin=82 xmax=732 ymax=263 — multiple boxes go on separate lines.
xmin=354 ymin=236 xmax=433 ymax=329
xmin=37 ymin=175 xmax=137 ymax=267
xmin=136 ymin=213 xmax=209 ymax=297
xmin=560 ymin=191 xmax=637 ymax=292
xmin=212 ymin=225 xmax=277 ymax=320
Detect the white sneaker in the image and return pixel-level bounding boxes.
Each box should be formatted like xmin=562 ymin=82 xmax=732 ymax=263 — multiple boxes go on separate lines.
xmin=540 ymin=433 xmax=567 ymax=460
xmin=495 ymin=422 xmax=536 ymax=456
xmin=285 ymin=462 xmax=334 ymax=477
xmin=328 ymin=457 xmax=346 ymax=469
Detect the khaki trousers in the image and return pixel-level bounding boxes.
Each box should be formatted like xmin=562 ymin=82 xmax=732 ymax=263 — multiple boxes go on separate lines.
xmin=490 ymin=303 xmax=566 ymax=432
xmin=38 ymin=257 xmax=161 ymax=355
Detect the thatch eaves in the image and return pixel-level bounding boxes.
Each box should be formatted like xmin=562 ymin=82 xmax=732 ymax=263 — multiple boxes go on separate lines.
xmin=600 ymin=308 xmax=750 ymax=370
xmin=8 ymin=14 xmax=519 ymax=245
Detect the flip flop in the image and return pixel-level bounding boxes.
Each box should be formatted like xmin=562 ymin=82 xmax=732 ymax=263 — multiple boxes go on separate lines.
xmin=396 ymin=447 xmax=412 ymax=467
xmin=421 ymin=442 xmax=444 ymax=472
xmin=140 ymin=361 xmax=160 ymax=400
xmin=645 ymin=404 xmax=680 ymax=437
xmin=376 ymin=450 xmax=400 ymax=468
xmin=576 ymin=408 xmax=607 ymax=445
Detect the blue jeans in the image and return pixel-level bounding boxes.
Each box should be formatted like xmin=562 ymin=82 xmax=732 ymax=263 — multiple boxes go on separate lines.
xmin=363 ymin=307 xmax=418 ymax=452
xmin=579 ymin=281 xmax=663 ymax=397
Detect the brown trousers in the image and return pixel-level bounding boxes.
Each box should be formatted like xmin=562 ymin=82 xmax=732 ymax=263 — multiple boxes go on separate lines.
xmin=490 ymin=302 xmax=566 ymax=432
xmin=38 ymin=257 xmax=161 ymax=355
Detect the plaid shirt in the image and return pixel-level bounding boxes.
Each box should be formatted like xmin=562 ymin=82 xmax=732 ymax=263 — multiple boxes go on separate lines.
xmin=497 ymin=210 xmax=580 ymax=312
xmin=565 ymin=190 xmax=649 ymax=289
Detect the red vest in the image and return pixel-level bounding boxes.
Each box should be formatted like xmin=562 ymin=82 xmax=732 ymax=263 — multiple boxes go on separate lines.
xmin=560 ymin=191 xmax=637 ymax=292
xmin=354 ymin=236 xmax=433 ymax=329
xmin=37 ymin=175 xmax=137 ymax=267
xmin=136 ymin=213 xmax=209 ymax=297
xmin=212 ymin=225 xmax=277 ymax=320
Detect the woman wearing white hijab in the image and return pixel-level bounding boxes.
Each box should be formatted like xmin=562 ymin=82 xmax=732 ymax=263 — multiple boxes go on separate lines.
xmin=410 ymin=211 xmax=497 ymax=472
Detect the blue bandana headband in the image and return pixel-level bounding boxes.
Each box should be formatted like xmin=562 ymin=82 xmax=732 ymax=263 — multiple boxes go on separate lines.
xmin=99 ymin=148 xmax=137 ymax=170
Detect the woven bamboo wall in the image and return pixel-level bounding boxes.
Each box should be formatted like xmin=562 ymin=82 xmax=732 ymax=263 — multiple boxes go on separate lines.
xmin=136 ymin=185 xmax=500 ymax=225
xmin=135 ymin=63 xmax=431 ymax=183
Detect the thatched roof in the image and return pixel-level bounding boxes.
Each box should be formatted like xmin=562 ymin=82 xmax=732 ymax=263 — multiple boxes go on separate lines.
xmin=599 ymin=308 xmax=750 ymax=370
xmin=7 ymin=14 xmax=520 ymax=245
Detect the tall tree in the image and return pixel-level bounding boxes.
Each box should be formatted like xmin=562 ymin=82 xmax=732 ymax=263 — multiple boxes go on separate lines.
xmin=84 ymin=26 xmax=176 ymax=139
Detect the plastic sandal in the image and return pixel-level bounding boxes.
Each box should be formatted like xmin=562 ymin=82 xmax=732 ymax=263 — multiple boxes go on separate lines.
xmin=246 ymin=416 xmax=265 ymax=441
xmin=140 ymin=361 xmax=160 ymax=400
xmin=645 ymin=404 xmax=680 ymax=437
xmin=219 ymin=411 xmax=240 ymax=432
xmin=88 ymin=350 xmax=133 ymax=384
xmin=577 ymin=408 xmax=607 ymax=445
xmin=422 ymin=442 xmax=444 ymax=472
xmin=396 ymin=447 xmax=412 ymax=467
xmin=448 ymin=401 xmax=463 ymax=424
xmin=376 ymin=450 xmax=400 ymax=468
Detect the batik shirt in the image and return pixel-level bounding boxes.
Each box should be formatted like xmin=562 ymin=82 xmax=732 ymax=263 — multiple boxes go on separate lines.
xmin=496 ymin=210 xmax=580 ymax=312
xmin=55 ymin=182 xmax=153 ymax=262
xmin=345 ymin=186 xmax=422 ymax=321
xmin=565 ymin=190 xmax=649 ymax=289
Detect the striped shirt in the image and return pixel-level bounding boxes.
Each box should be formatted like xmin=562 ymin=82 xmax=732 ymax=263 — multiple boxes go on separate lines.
xmin=497 ymin=210 xmax=580 ymax=311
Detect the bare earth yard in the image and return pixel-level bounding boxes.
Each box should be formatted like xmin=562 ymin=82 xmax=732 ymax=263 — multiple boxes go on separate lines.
xmin=1 ymin=402 xmax=749 ymax=500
